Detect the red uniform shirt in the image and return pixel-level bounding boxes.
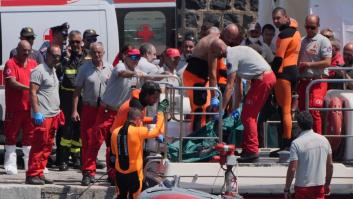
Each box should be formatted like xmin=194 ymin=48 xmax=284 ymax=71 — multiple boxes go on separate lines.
xmin=4 ymin=58 xmax=37 ymax=112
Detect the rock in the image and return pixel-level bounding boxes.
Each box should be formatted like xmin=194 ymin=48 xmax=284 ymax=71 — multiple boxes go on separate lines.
xmin=210 ymin=0 xmax=231 ymax=10
xmin=223 ymin=13 xmax=240 ymax=26
xmin=243 ymin=15 xmax=254 ymax=28
xmin=234 ymin=0 xmax=246 ymax=11
xmin=250 ymin=0 xmax=259 ymax=11
xmin=186 ymin=0 xmax=207 ymax=10
xmin=185 ymin=12 xmax=199 ymax=28
xmin=203 ymin=13 xmax=221 ymax=28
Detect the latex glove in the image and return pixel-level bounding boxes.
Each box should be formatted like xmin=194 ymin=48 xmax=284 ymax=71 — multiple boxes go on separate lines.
xmin=211 ymin=97 xmax=220 ymax=108
xmin=155 ymin=135 xmax=164 ymax=143
xmin=157 ymin=99 xmax=169 ymax=112
xmin=33 ymin=112 xmax=45 ymax=125
xmin=231 ymin=109 xmax=241 ymax=120
xmin=213 ymin=111 xmax=224 ymax=121
xmin=152 ymin=115 xmax=157 ymax=124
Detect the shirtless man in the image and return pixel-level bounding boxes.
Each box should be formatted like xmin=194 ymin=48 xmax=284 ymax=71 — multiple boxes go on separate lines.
xmin=183 ymin=23 xmax=243 ymax=131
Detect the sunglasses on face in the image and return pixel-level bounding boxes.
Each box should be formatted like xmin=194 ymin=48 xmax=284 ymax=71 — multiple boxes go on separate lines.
xmin=128 ymin=55 xmax=140 ymax=61
xmin=305 ymin=26 xmax=317 ymax=30
xmin=24 ymin=36 xmax=35 ymax=40
xmin=86 ymin=37 xmax=97 ymax=43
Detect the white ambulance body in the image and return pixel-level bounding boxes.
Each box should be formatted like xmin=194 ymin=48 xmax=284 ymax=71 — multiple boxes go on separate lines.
xmin=0 ymin=0 xmax=176 ymax=121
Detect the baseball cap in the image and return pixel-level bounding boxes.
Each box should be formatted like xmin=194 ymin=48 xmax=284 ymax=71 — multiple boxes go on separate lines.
xmin=248 ymin=22 xmax=261 ymax=32
xmin=20 ymin=27 xmax=36 ymax=37
xmin=83 ymin=29 xmax=99 ymax=38
xmin=165 ymin=48 xmax=180 ymax=58
xmin=127 ymin=49 xmax=141 ymax=61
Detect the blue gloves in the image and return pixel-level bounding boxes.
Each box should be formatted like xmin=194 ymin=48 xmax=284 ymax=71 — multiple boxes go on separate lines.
xmin=211 ymin=97 xmax=220 ymax=108
xmin=152 ymin=115 xmax=157 ymax=124
xmin=231 ymin=109 xmax=241 ymax=120
xmin=155 ymin=135 xmax=164 ymax=143
xmin=33 ymin=112 xmax=45 ymax=125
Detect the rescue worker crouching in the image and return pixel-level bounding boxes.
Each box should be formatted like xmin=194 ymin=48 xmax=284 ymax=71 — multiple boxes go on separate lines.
xmin=110 ymin=99 xmax=169 ymax=199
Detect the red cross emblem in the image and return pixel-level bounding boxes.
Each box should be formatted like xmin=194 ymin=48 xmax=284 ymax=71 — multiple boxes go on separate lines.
xmin=137 ymin=24 xmax=155 ymax=42
xmin=43 ymin=29 xmax=53 ymax=42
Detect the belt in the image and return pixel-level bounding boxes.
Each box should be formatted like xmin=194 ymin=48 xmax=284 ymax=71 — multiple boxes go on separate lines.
xmin=101 ymin=102 xmax=117 ymax=112
xmin=299 ymin=76 xmax=323 ymax=81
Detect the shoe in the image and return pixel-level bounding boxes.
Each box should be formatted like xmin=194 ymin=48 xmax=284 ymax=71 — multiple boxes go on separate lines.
xmin=90 ymin=175 xmax=95 ymax=183
xmin=269 ymin=139 xmax=291 ymax=157
xmin=59 ymin=162 xmax=69 ymax=171
xmin=237 ymin=152 xmax=259 ymax=163
xmin=39 ymin=176 xmax=54 ymax=184
xmin=72 ymin=156 xmax=81 ymax=169
xmin=4 ymin=145 xmax=18 ymax=175
xmin=96 ymin=159 xmax=106 ymax=169
xmin=81 ymin=171 xmax=92 ymax=186
xmin=25 ymin=176 xmax=45 ymax=185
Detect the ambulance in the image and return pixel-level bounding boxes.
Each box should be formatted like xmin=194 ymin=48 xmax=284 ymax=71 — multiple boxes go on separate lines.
xmin=0 ymin=0 xmax=176 ymax=121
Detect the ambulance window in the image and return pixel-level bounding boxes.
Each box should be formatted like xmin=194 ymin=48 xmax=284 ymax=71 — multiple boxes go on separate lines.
xmin=124 ymin=11 xmax=166 ymax=54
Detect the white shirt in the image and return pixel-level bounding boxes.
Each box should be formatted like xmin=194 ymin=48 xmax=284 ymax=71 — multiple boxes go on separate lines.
xmin=136 ymin=57 xmax=162 ymax=74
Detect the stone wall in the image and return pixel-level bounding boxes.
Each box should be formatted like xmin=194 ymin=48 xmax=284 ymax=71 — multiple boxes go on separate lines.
xmin=177 ymin=0 xmax=258 ymax=40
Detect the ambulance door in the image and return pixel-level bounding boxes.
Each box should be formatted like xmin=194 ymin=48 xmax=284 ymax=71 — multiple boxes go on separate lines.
xmin=115 ymin=6 xmax=176 ymax=54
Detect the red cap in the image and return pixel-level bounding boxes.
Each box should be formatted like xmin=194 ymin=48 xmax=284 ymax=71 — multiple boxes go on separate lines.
xmin=127 ymin=49 xmax=140 ymax=56
xmin=165 ymin=48 xmax=180 ymax=58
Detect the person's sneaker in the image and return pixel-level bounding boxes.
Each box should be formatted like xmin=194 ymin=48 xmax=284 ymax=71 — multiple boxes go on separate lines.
xmin=72 ymin=158 xmax=81 ymax=169
xmin=39 ymin=176 xmax=54 ymax=184
xmin=59 ymin=162 xmax=69 ymax=171
xmin=237 ymin=152 xmax=259 ymax=163
xmin=81 ymin=172 xmax=92 ymax=186
xmin=90 ymin=175 xmax=95 ymax=183
xmin=25 ymin=176 xmax=45 ymax=185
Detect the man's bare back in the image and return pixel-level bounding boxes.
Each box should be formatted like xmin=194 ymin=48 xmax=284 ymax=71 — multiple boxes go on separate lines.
xmin=192 ymin=34 xmax=219 ymax=61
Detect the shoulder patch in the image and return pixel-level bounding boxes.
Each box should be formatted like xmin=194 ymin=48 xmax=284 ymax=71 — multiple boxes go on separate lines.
xmin=278 ymin=27 xmax=296 ymax=39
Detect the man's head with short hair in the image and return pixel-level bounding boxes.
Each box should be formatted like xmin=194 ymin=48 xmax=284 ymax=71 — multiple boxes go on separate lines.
xmin=343 ymin=42 xmax=353 ymax=66
xmin=272 ymin=7 xmax=290 ymax=29
xmin=16 ymin=40 xmax=31 ymax=63
xmin=68 ymin=30 xmax=83 ymax=55
xmin=46 ymin=44 xmax=62 ymax=68
xmin=128 ymin=107 xmax=143 ymax=126
xmin=51 ymin=22 xmax=69 ymax=45
xmin=295 ymin=111 xmax=313 ymax=131
xmin=221 ymin=23 xmax=243 ymax=47
xmin=262 ymin=24 xmax=276 ymax=46
xmin=305 ymin=15 xmax=320 ymax=38
xmin=83 ymin=29 xmax=99 ymax=49
xmin=90 ymin=42 xmax=105 ymax=64
xmin=330 ymin=39 xmax=341 ymax=57
xmin=139 ymin=81 xmax=161 ymax=106
xmin=181 ymin=35 xmax=196 ymax=57
xmin=200 ymin=22 xmax=216 ymax=39
xmin=139 ymin=43 xmax=156 ymax=63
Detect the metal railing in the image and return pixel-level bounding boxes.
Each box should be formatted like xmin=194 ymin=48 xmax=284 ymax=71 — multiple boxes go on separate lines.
xmin=139 ymin=74 xmax=223 ymax=161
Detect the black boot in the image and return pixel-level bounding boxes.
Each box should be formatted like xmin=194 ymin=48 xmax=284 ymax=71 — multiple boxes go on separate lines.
xmin=81 ymin=171 xmax=92 ymax=186
xmin=269 ymin=138 xmax=291 ymax=157
xmin=71 ymin=152 xmax=81 ymax=169
xmin=25 ymin=176 xmax=45 ymax=185
xmin=39 ymin=176 xmax=54 ymax=184
xmin=58 ymin=147 xmax=70 ymax=171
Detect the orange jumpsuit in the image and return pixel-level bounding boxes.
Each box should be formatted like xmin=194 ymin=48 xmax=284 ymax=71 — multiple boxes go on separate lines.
xmin=111 ymin=112 xmax=164 ymax=199
xmin=183 ymin=57 xmax=211 ymax=131
xmin=273 ymin=18 xmax=301 ymax=140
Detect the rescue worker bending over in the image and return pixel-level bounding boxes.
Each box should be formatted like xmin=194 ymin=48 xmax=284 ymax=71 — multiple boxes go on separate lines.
xmin=111 ymin=100 xmax=169 ymax=199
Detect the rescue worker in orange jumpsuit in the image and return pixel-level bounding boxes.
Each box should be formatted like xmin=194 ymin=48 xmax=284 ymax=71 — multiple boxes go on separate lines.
xmin=111 ymin=100 xmax=168 ymax=199
xmin=271 ymin=7 xmax=301 ymax=156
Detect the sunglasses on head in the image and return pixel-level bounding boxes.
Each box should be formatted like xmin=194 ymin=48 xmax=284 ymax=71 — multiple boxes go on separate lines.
xmin=305 ymin=26 xmax=317 ymax=30
xmin=128 ymin=55 xmax=140 ymax=61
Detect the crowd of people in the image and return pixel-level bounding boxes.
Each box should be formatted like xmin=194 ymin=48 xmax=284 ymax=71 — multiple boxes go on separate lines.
xmin=2 ymin=5 xmax=352 ymax=199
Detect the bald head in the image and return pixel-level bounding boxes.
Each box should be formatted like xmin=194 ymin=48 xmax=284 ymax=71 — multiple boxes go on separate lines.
xmin=221 ymin=23 xmax=243 ymax=47
xmin=344 ymin=42 xmax=353 ymax=66
xmin=211 ymin=39 xmax=227 ymax=58
xmin=305 ymin=15 xmax=320 ymax=38
xmin=16 ymin=40 xmax=31 ymax=63
xmin=207 ymin=26 xmax=220 ymax=36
